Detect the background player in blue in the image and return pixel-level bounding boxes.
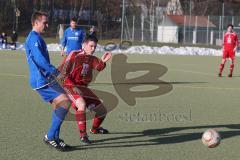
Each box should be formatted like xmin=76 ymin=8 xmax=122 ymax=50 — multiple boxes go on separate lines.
xmin=60 ymin=17 xmax=86 ymax=56
xmin=25 ymin=11 xmax=71 ymax=152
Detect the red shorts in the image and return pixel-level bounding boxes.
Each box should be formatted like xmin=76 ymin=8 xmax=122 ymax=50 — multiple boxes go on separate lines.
xmin=223 ymin=49 xmax=235 ymax=60
xmin=63 ymin=85 xmax=102 ymax=111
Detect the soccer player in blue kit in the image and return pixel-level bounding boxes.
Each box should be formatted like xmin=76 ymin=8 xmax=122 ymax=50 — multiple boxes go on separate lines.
xmin=60 ymin=17 xmax=86 ymax=56
xmin=25 ymin=11 xmax=71 ymax=152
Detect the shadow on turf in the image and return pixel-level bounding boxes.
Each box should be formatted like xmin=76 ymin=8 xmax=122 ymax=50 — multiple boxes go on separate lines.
xmin=90 ymin=81 xmax=208 ymax=85
xmin=169 ymin=82 xmax=208 ymax=85
xmin=67 ymin=124 xmax=240 ymax=151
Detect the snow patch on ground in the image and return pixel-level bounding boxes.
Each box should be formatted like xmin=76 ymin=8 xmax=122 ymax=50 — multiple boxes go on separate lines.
xmin=1 ymin=42 xmax=239 ymax=56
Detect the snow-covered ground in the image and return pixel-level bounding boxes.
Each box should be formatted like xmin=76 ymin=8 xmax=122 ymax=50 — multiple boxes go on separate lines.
xmin=1 ymin=43 xmax=240 ymax=56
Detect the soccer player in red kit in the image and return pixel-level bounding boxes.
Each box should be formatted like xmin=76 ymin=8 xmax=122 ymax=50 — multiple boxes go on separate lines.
xmin=218 ymin=24 xmax=239 ymax=77
xmin=58 ymin=35 xmax=112 ymax=144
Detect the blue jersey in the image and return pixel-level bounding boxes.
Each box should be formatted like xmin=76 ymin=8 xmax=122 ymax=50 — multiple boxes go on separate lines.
xmin=25 ymin=30 xmax=57 ymax=90
xmin=61 ymin=27 xmax=85 ymax=54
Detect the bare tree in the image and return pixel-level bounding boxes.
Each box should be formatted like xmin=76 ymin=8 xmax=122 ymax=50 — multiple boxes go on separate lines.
xmin=0 ymin=1 xmax=14 ymax=31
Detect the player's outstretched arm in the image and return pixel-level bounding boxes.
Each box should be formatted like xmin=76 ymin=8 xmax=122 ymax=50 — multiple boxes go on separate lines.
xmin=234 ymin=35 xmax=239 ymax=52
xmin=60 ymin=30 xmax=68 ymax=56
xmin=60 ymin=46 xmax=66 ymax=57
xmin=28 ymin=40 xmax=57 ymax=78
xmin=101 ymin=52 xmax=112 ymax=63
xmin=93 ymin=52 xmax=111 ymax=71
xmin=57 ymin=51 xmax=77 ymax=86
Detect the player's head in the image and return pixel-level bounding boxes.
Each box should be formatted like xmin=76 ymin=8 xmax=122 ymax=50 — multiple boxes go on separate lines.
xmin=227 ymin=24 xmax=234 ymax=32
xmin=31 ymin=11 xmax=48 ymax=33
xmin=70 ymin=17 xmax=77 ymax=29
xmin=82 ymin=35 xmax=98 ymax=55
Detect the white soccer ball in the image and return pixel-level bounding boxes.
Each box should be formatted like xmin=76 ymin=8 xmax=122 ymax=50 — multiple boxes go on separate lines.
xmin=202 ymin=129 xmax=221 ymax=148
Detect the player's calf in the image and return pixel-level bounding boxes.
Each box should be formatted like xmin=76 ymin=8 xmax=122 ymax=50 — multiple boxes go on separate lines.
xmin=218 ymin=63 xmax=225 ymax=77
xmin=90 ymin=105 xmax=108 ymax=134
xmin=229 ymin=64 xmax=234 ymax=77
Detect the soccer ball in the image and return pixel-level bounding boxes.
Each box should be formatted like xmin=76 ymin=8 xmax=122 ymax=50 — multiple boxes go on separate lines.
xmin=202 ymin=129 xmax=221 ymax=148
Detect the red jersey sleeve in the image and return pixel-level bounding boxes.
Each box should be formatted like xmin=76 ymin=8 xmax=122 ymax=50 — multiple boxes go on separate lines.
xmin=58 ymin=51 xmax=77 ymax=87
xmin=223 ymin=34 xmax=226 ymax=47
xmin=235 ymin=34 xmax=239 ymax=47
xmin=92 ymin=56 xmax=106 ymax=71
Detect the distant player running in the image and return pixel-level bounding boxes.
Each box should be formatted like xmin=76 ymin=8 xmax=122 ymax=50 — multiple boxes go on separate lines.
xmin=25 ymin=11 xmax=71 ymax=151
xmin=60 ymin=17 xmax=86 ymax=56
xmin=59 ymin=35 xmax=112 ymax=144
xmin=218 ymin=24 xmax=239 ymax=77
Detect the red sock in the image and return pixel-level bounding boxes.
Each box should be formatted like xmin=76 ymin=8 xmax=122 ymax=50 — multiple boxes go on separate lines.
xmin=219 ymin=63 xmax=225 ymax=73
xmin=230 ymin=64 xmax=234 ymax=75
xmin=91 ymin=116 xmax=105 ymax=132
xmin=75 ymin=110 xmax=87 ymax=137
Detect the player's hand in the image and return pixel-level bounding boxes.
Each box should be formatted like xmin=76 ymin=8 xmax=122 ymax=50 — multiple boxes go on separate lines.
xmin=101 ymin=52 xmax=112 ymax=63
xmin=89 ymin=26 xmax=97 ymax=35
xmin=47 ymin=70 xmax=62 ymax=84
xmin=90 ymin=26 xmax=96 ymax=33
xmin=61 ymin=50 xmax=66 ymax=57
xmin=73 ymin=87 xmax=82 ymax=95
xmin=49 ymin=70 xmax=65 ymax=85
xmin=55 ymin=72 xmax=65 ymax=85
xmin=233 ymin=47 xmax=237 ymax=52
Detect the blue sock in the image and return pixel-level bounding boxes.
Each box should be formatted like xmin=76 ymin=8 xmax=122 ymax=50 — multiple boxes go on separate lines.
xmin=55 ymin=126 xmax=61 ymax=142
xmin=47 ymin=107 xmax=68 ymax=140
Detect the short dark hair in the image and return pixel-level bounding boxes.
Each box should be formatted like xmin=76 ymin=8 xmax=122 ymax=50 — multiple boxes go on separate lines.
xmin=70 ymin=17 xmax=78 ymax=22
xmin=83 ymin=35 xmax=98 ymax=43
xmin=227 ymin=24 xmax=234 ymax=29
xmin=31 ymin=11 xmax=48 ymax=25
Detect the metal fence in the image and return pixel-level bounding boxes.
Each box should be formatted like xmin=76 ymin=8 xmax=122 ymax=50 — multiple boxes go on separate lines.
xmin=57 ymin=14 xmax=240 ymax=46
xmin=2 ymin=0 xmax=240 ymax=47
xmin=121 ymin=14 xmax=240 ymax=46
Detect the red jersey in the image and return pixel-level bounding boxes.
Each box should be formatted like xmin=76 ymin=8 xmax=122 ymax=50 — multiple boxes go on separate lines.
xmin=223 ymin=32 xmax=238 ymax=50
xmin=59 ymin=49 xmax=106 ymax=87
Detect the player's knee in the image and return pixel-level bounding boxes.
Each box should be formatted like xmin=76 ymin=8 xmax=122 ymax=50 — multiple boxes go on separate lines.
xmin=56 ymin=101 xmax=71 ymax=110
xmin=52 ymin=94 xmax=71 ymax=110
xmin=76 ymin=98 xmax=86 ymax=111
xmin=95 ymin=105 xmax=107 ymax=117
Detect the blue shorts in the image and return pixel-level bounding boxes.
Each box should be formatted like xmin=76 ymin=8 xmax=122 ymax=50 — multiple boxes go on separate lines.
xmin=36 ymin=82 xmax=65 ymax=103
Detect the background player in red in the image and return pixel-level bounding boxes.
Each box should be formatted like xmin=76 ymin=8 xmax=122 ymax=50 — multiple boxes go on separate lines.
xmin=59 ymin=35 xmax=112 ymax=144
xmin=218 ymin=24 xmax=239 ymax=77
